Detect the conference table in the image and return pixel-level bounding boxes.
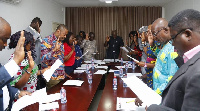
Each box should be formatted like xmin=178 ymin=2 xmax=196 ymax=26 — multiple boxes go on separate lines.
xmin=22 ymin=61 xmax=142 ymax=111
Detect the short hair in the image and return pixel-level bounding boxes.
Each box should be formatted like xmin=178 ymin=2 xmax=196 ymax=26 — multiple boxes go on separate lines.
xmin=79 ymin=31 xmax=86 ymax=39
xmin=31 ymin=17 xmax=42 ymax=27
xmin=56 ymin=24 xmax=68 ymax=31
xmin=89 ymin=32 xmax=95 ymax=38
xmin=9 ymin=30 xmax=36 ymax=60
xmin=63 ymin=32 xmax=73 ymax=45
xmin=168 ymin=9 xmax=200 ymax=33
xmin=129 ymin=31 xmax=138 ymax=38
xmin=138 ymin=26 xmax=148 ymax=34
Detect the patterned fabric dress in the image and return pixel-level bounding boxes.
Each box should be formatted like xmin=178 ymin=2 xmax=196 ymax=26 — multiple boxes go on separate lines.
xmin=145 ymin=46 xmax=157 ymax=89
xmin=9 ymin=54 xmax=38 ymax=93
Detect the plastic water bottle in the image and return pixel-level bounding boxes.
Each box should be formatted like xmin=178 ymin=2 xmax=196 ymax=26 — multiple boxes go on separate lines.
xmin=88 ymin=71 xmax=93 ymax=84
xmin=132 ymin=61 xmax=135 ymax=70
xmin=123 ymin=74 xmax=127 ymax=87
xmin=125 ymin=62 xmax=128 ymax=72
xmin=120 ymin=58 xmax=123 ymax=66
xmin=91 ymin=57 xmax=95 ymax=69
xmin=60 ymin=87 xmax=67 ymax=104
xmin=119 ymin=67 xmax=123 ymax=78
xmin=86 ymin=64 xmax=89 ymax=73
xmin=113 ymin=76 xmax=117 ymax=90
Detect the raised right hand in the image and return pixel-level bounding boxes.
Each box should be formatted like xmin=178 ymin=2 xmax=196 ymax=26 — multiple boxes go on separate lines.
xmin=53 ymin=38 xmax=61 ymax=52
xmin=85 ymin=33 xmax=89 ymax=40
xmin=13 ymin=31 xmax=25 ymax=65
xmin=147 ymin=29 xmax=154 ymax=46
xmin=27 ymin=51 xmax=34 ymax=70
xmin=106 ymin=36 xmax=110 ymax=42
xmin=135 ymin=97 xmax=143 ymax=106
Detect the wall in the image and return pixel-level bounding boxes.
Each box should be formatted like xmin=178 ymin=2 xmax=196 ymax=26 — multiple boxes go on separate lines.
xmin=0 ymin=0 xmax=65 ymax=64
xmin=163 ymin=0 xmax=200 ymax=21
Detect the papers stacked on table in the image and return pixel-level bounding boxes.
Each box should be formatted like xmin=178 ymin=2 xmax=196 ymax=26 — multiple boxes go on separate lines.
xmin=122 ymin=76 xmax=161 ymax=107
xmin=63 ymin=80 xmax=84 ymax=86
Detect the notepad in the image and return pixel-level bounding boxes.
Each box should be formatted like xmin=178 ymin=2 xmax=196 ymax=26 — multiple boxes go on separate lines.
xmin=63 ymin=80 xmax=84 ymax=86
xmin=116 ymin=97 xmax=145 ymax=110
xmin=122 ymin=76 xmax=161 ymax=107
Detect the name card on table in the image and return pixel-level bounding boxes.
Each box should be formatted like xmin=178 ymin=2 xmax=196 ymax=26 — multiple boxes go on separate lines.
xmin=122 ymin=76 xmax=161 ymax=107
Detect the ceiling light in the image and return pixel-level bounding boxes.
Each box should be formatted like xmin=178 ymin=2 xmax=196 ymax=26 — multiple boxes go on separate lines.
xmin=105 ymin=1 xmax=112 ymax=3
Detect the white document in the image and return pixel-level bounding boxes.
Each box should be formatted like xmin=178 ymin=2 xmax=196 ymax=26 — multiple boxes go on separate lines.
xmin=120 ymin=46 xmax=129 ymax=53
xmin=103 ymin=59 xmax=120 ymax=62
xmin=12 ymin=88 xmax=47 ymax=111
xmin=63 ymin=80 xmax=84 ymax=86
xmin=74 ymin=70 xmax=85 ymax=73
xmin=95 ymin=66 xmax=108 ymax=69
xmin=127 ymin=73 xmax=142 ymax=77
xmin=39 ymin=93 xmax=60 ymax=104
xmin=122 ymin=76 xmax=161 ymax=107
xmin=79 ymin=50 xmax=88 ymax=59
xmin=116 ymin=97 xmax=145 ymax=111
xmin=81 ymin=64 xmax=98 ymax=69
xmin=94 ymin=70 xmax=107 ymax=75
xmin=43 ymin=59 xmax=63 ymax=82
xmin=39 ymin=102 xmax=59 ymax=111
xmin=84 ymin=61 xmax=91 ymax=64
xmin=126 ymin=55 xmax=139 ymax=63
xmin=115 ymin=66 xmax=125 ymax=69
xmin=109 ymin=69 xmax=119 ymax=72
xmin=76 ymin=67 xmax=86 ymax=70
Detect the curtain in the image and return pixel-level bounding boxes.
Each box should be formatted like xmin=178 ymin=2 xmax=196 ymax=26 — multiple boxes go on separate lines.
xmin=65 ymin=6 xmax=162 ymax=60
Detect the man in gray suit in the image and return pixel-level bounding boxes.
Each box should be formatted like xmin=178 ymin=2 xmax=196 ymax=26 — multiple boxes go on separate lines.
xmin=25 ymin=17 xmax=42 ymax=67
xmin=148 ymin=9 xmax=200 ymax=111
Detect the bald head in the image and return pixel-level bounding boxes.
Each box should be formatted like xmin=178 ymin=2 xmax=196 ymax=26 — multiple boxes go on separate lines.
xmin=0 ymin=17 xmax=11 ymax=51
xmin=151 ymin=18 xmax=170 ymax=44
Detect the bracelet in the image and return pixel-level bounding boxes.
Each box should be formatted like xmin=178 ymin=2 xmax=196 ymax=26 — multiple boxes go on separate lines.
xmin=25 ymin=70 xmax=32 ymax=75
xmin=144 ymin=62 xmax=147 ymax=67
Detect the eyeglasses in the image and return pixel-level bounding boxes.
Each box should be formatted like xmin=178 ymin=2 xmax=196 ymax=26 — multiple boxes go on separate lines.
xmin=170 ymin=28 xmax=193 ymax=43
xmin=152 ymin=27 xmax=167 ymax=37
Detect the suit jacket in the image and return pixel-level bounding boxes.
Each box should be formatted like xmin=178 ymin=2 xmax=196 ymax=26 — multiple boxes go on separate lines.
xmin=148 ymin=52 xmax=200 ymax=111
xmin=25 ymin=26 xmax=41 ymax=65
xmin=0 ymin=64 xmax=18 ymax=111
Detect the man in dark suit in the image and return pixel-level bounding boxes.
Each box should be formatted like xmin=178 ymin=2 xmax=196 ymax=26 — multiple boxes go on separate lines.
xmin=0 ymin=17 xmax=31 ymax=111
xmin=148 ymin=9 xmax=200 ymax=111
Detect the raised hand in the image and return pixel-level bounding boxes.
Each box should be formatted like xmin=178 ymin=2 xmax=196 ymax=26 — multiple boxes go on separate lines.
xmin=72 ymin=42 xmax=75 ymax=51
xmin=147 ymin=29 xmax=154 ymax=46
xmin=86 ymin=33 xmax=89 ymax=40
xmin=106 ymin=36 xmax=110 ymax=42
xmin=18 ymin=90 xmax=32 ymax=99
xmin=135 ymin=97 xmax=143 ymax=106
xmin=27 ymin=51 xmax=34 ymax=70
xmin=53 ymin=38 xmax=61 ymax=52
xmin=13 ymin=31 xmax=25 ymax=65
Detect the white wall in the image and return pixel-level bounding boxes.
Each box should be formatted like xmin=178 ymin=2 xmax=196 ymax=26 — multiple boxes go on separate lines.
xmin=0 ymin=0 xmax=65 ymax=64
xmin=163 ymin=0 xmax=200 ymax=21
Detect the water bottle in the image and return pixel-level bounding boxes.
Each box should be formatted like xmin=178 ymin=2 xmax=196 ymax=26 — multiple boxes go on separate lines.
xmin=60 ymin=87 xmax=67 ymax=104
xmin=119 ymin=67 xmax=123 ymax=78
xmin=120 ymin=58 xmax=123 ymax=66
xmin=86 ymin=64 xmax=89 ymax=73
xmin=91 ymin=57 xmax=95 ymax=69
xmin=113 ymin=76 xmax=117 ymax=90
xmin=125 ymin=62 xmax=128 ymax=72
xmin=123 ymin=74 xmax=127 ymax=87
xmin=88 ymin=71 xmax=93 ymax=84
xmin=132 ymin=61 xmax=135 ymax=70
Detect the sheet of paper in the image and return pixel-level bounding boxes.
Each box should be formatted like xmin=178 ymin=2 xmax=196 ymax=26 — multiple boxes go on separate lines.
xmin=126 ymin=55 xmax=139 ymax=63
xmin=103 ymin=59 xmax=120 ymax=62
xmin=115 ymin=66 xmax=125 ymax=69
xmin=84 ymin=61 xmax=91 ymax=64
xmin=43 ymin=59 xmax=63 ymax=82
xmin=12 ymin=88 xmax=47 ymax=111
xmin=39 ymin=102 xmax=59 ymax=111
xmin=94 ymin=70 xmax=107 ymax=74
xmin=74 ymin=70 xmax=85 ymax=73
xmin=95 ymin=66 xmax=108 ymax=69
xmin=127 ymin=73 xmax=142 ymax=77
xmin=63 ymin=80 xmax=84 ymax=86
xmin=120 ymin=46 xmax=129 ymax=53
xmin=81 ymin=64 xmax=98 ymax=69
xmin=79 ymin=50 xmax=88 ymax=59
xmin=109 ymin=69 xmax=119 ymax=72
xmin=116 ymin=97 xmax=145 ymax=111
xmin=76 ymin=67 xmax=86 ymax=70
xmin=39 ymin=93 xmax=60 ymax=104
xmin=122 ymin=76 xmax=161 ymax=107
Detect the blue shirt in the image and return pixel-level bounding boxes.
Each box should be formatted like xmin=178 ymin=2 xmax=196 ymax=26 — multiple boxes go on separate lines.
xmin=73 ymin=45 xmax=82 ymax=69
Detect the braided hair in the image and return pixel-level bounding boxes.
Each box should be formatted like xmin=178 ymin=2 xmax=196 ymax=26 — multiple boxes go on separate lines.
xmin=9 ymin=30 xmax=36 ymax=60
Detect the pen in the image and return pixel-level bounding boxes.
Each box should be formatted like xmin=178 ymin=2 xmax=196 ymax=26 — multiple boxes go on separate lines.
xmin=126 ymin=100 xmax=135 ymax=103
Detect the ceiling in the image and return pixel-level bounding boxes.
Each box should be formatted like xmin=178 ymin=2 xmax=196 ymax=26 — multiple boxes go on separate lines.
xmin=53 ymin=0 xmax=174 ymax=7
